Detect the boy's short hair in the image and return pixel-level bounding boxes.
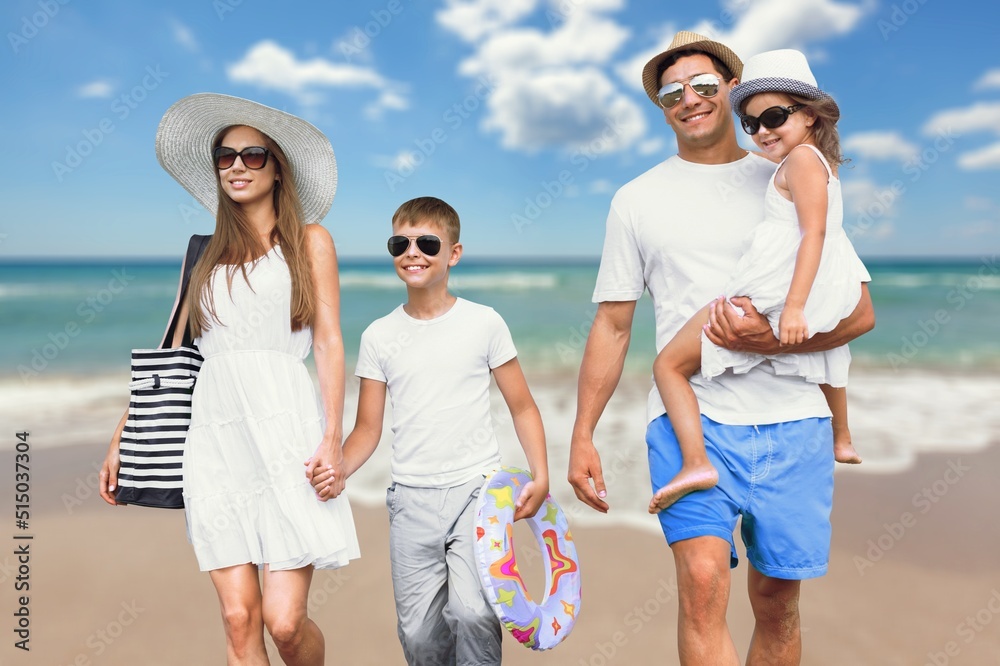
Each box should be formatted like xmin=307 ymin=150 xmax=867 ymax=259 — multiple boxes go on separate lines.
xmin=392 ymin=197 xmax=461 ymax=243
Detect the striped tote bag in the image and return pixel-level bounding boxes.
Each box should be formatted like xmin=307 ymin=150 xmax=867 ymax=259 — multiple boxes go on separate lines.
xmin=116 ymin=347 xmax=203 ymax=508
xmin=115 ymin=233 xmax=211 ymax=509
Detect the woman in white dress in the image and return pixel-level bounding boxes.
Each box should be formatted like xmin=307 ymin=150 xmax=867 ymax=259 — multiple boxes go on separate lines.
xmin=100 ymin=94 xmax=359 ymax=665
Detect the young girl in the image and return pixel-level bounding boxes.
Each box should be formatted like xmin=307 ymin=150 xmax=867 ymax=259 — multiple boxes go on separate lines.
xmin=99 ymin=93 xmax=360 ymax=664
xmin=650 ymin=49 xmax=869 ymax=512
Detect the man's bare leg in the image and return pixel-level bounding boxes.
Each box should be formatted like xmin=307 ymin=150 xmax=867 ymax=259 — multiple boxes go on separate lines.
xmin=671 ymin=536 xmax=740 ymax=666
xmin=746 ymin=566 xmax=802 ymax=665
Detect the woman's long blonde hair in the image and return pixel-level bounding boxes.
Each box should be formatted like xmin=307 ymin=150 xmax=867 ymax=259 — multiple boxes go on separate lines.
xmin=185 ymin=126 xmax=315 ymax=337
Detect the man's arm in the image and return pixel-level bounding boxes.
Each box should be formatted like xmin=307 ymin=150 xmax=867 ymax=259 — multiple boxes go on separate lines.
xmin=703 ymin=283 xmax=875 ymax=355
xmin=568 ymin=300 xmax=636 ymax=513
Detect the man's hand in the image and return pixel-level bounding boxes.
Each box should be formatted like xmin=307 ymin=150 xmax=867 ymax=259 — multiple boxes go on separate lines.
xmin=567 ymin=434 xmax=609 ymax=513
xmin=704 ymin=296 xmax=781 ymax=355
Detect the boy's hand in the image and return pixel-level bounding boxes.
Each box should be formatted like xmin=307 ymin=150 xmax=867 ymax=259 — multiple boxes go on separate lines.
xmin=513 ymin=479 xmax=548 ymax=521
xmin=778 ymin=307 xmax=809 ymax=346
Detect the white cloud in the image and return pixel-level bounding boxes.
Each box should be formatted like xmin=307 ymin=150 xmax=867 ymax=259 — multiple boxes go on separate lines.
xmin=922 ymin=101 xmax=1000 ymax=137
xmin=957 ymin=142 xmax=1000 ymax=170
xmin=77 ymin=80 xmax=114 ymax=98
xmin=364 ymin=90 xmax=410 ymax=120
xmin=588 ymin=178 xmax=615 ymax=194
xmin=436 ymin=0 xmax=539 ymax=43
xmin=974 ymin=69 xmax=1000 ymax=90
xmin=227 ymin=40 xmax=402 ymax=110
xmin=458 ymin=11 xmax=629 ymax=77
xmin=699 ymin=0 xmax=870 ymax=62
xmin=171 ymin=19 xmax=199 ymax=53
xmin=637 ymin=136 xmax=667 ymax=156
xmin=481 ymin=67 xmax=645 ymax=152
xmin=964 ymin=196 xmax=995 ymax=212
xmin=841 ymin=131 xmax=918 ymax=162
xmin=950 ymin=221 xmax=997 ymax=238
xmin=440 ymin=3 xmax=645 ymax=154
xmin=841 ymin=177 xmax=899 ymax=241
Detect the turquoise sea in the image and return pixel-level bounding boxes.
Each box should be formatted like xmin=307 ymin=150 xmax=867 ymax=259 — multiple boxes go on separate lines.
xmin=2 ymin=256 xmax=999 ymax=381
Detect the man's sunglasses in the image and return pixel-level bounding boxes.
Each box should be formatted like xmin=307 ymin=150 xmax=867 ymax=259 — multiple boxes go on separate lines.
xmin=740 ymin=105 xmax=805 ymax=136
xmin=387 ymin=234 xmax=442 ymax=257
xmin=657 ymin=74 xmax=721 ymax=109
xmin=213 ymin=146 xmax=271 ymax=170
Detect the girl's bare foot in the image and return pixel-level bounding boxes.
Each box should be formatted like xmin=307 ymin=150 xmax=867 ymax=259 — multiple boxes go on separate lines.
xmin=834 ymin=434 xmax=862 ymax=464
xmin=649 ymin=465 xmax=719 ymax=513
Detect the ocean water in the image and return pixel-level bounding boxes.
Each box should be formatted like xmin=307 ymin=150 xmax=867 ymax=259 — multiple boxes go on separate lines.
xmin=2 ymin=256 xmax=999 ymax=380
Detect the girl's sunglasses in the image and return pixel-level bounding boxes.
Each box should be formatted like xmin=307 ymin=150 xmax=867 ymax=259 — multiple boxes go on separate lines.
xmin=740 ymin=105 xmax=805 ymax=135
xmin=657 ymin=74 xmax=721 ymax=109
xmin=387 ymin=234 xmax=442 ymax=257
xmin=213 ymin=146 xmax=270 ymax=170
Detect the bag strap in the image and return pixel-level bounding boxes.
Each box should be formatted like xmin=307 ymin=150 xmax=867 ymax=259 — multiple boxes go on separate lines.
xmin=161 ymin=234 xmax=213 ymax=349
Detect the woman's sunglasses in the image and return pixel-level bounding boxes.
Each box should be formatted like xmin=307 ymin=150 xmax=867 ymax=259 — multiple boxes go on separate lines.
xmin=387 ymin=234 xmax=442 ymax=257
xmin=657 ymin=74 xmax=721 ymax=109
xmin=213 ymin=146 xmax=271 ymax=170
xmin=740 ymin=105 xmax=805 ymax=136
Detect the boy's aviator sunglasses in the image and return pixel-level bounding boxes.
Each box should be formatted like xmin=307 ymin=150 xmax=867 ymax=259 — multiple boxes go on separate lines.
xmin=213 ymin=146 xmax=270 ymax=170
xmin=387 ymin=234 xmax=442 ymax=257
xmin=656 ymin=74 xmax=721 ymax=108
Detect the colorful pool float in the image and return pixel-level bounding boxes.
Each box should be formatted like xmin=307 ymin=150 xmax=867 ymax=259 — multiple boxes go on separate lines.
xmin=474 ymin=467 xmax=581 ymax=651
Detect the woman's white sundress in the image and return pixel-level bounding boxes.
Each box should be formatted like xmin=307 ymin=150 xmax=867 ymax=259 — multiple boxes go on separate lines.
xmin=701 ymin=144 xmax=870 ymax=387
xmin=183 ymin=245 xmax=360 ymax=572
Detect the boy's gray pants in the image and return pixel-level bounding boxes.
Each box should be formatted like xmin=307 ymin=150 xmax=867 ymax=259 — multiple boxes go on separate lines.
xmin=387 ymin=477 xmax=502 ymax=666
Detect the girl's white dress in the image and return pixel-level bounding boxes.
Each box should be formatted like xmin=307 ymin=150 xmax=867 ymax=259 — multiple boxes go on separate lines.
xmin=183 ymin=245 xmax=360 ymax=572
xmin=701 ymin=144 xmax=870 ymax=387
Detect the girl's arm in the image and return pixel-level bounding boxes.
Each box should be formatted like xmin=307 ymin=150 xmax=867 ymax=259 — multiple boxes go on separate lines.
xmin=303 ymin=224 xmax=347 ymax=471
xmin=310 ymin=378 xmax=387 ymax=500
xmin=492 ymin=357 xmax=549 ymax=521
xmin=777 ymin=145 xmax=830 ymax=345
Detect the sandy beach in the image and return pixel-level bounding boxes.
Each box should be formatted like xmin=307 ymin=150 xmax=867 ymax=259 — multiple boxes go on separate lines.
xmin=2 ymin=368 xmax=1000 ymax=665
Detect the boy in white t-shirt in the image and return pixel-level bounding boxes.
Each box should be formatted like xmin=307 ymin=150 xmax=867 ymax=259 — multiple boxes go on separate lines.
xmin=308 ymin=196 xmax=549 ymax=666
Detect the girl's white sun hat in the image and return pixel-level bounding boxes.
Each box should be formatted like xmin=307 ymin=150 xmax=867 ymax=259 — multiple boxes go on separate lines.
xmin=155 ymin=93 xmax=337 ymax=223
xmin=729 ymin=49 xmax=839 ymax=119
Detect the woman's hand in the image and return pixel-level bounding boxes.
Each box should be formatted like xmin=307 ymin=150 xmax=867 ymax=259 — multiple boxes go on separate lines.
xmin=100 ymin=409 xmax=129 ymax=506
xmin=305 ymin=437 xmax=346 ymax=501
xmin=778 ymin=307 xmax=809 ymax=346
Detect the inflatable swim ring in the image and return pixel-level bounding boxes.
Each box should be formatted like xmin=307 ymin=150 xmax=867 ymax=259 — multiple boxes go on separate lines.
xmin=474 ymin=467 xmax=581 ymax=651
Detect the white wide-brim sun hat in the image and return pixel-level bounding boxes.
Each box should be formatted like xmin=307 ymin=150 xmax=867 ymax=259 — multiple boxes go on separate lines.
xmin=729 ymin=49 xmax=839 ymax=119
xmin=155 ymin=93 xmax=337 ymax=223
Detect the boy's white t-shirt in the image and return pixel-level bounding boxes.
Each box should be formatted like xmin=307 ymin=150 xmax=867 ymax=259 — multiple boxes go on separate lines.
xmin=594 ymin=152 xmax=833 ymax=426
xmin=355 ymin=298 xmax=516 ymax=488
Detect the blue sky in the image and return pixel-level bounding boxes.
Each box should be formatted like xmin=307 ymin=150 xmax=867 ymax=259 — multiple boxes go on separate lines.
xmin=2 ymin=0 xmax=999 ymax=259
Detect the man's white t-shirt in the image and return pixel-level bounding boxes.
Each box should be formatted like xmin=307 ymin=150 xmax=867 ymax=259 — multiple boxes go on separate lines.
xmin=594 ymin=152 xmax=833 ymax=426
xmin=355 ymin=298 xmax=515 ymax=487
